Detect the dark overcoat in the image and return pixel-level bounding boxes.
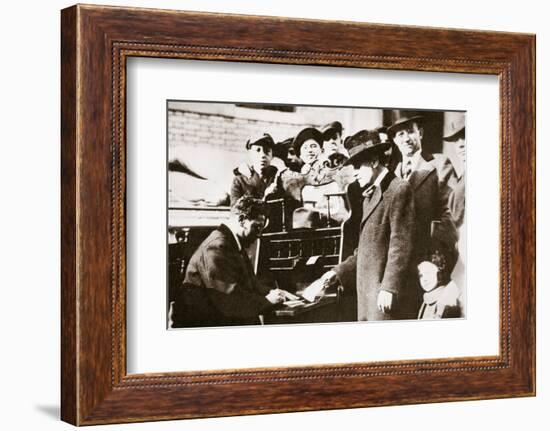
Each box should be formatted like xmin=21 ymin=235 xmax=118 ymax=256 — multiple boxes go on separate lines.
xmin=395 ymin=154 xmax=457 ymax=261
xmin=172 ymin=224 xmax=271 ymax=327
xmin=449 ymin=175 xmax=465 ymax=228
xmin=394 ymin=153 xmax=458 ymax=316
xmin=334 ymin=172 xmax=415 ymax=321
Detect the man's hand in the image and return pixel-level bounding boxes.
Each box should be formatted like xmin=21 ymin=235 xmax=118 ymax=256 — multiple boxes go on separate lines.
xmin=265 ymin=289 xmax=286 ymax=304
xmin=320 ymin=270 xmax=339 ymax=290
xmin=377 ymin=290 xmax=393 ymax=313
xmin=279 ymin=289 xmax=300 ymax=301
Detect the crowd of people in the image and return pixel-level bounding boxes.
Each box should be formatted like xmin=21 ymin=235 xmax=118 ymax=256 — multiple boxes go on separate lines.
xmin=170 ymin=110 xmax=467 ymax=327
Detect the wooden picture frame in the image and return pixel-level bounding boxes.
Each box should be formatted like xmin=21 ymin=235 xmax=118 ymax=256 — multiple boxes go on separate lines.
xmin=61 ymin=4 xmax=535 ymax=425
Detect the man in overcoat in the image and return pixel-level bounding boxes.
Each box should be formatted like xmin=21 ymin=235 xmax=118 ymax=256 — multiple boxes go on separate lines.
xmin=171 ymin=196 xmax=288 ymax=327
xmin=388 ymin=111 xmax=458 ymax=316
xmin=321 ymin=129 xmax=415 ymax=321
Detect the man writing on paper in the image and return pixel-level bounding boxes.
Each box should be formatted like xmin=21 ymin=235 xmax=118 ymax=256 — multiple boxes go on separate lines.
xmin=320 ymin=130 xmax=415 ymax=321
xmin=171 ymin=195 xmax=292 ymax=327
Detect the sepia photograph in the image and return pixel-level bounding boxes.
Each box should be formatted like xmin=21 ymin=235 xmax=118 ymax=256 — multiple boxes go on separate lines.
xmin=167 ymin=101 xmax=467 ymax=329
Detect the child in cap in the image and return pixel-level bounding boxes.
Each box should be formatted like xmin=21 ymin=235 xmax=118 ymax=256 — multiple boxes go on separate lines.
xmin=417 ymin=248 xmax=464 ymax=320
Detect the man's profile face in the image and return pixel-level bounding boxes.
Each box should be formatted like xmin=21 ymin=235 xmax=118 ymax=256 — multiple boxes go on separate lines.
xmin=453 ymin=137 xmax=466 ymax=167
xmin=393 ymin=122 xmax=423 ymax=158
xmin=299 ymin=139 xmax=322 ymax=164
xmin=239 ymin=215 xmax=267 ymax=246
xmin=248 ymin=144 xmax=273 ymax=173
xmin=322 ymin=131 xmax=342 ymax=156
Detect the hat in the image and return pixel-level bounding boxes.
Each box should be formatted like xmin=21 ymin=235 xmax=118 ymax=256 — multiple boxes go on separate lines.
xmin=443 ymin=112 xmax=466 ymax=140
xmin=273 ymin=137 xmax=292 ymax=160
xmin=292 ymin=127 xmax=324 ymax=155
xmin=246 ymin=133 xmax=275 ymax=150
xmin=423 ymin=243 xmax=458 ymax=284
xmin=321 ymin=121 xmax=343 ymax=138
xmin=343 ymin=129 xmax=390 ymax=166
xmin=387 ymin=110 xmax=423 ymax=136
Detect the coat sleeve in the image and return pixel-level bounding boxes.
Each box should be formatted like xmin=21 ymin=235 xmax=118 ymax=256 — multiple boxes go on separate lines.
xmin=432 ymin=157 xmax=458 ymax=248
xmin=333 ymin=248 xmax=358 ymax=293
xmin=380 ymin=181 xmax=415 ymax=296
xmin=448 ymin=177 xmax=465 ymax=227
xmin=229 ymin=176 xmax=243 ymax=207
xmin=201 ymin=240 xmax=271 ymax=319
xmin=432 ymin=186 xmax=458 ymax=248
xmin=434 ymin=155 xmax=458 ymax=202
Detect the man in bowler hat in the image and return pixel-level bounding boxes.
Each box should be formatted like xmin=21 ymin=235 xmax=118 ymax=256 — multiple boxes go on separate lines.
xmin=443 ymin=112 xmax=466 ymax=295
xmin=320 ymin=129 xmax=415 ymax=320
xmin=442 ymin=112 xmax=466 ymax=228
xmin=388 ymin=111 xmax=458 ymax=315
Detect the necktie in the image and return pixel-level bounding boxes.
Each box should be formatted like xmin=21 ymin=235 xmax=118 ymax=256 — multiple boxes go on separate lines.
xmin=403 ymin=159 xmax=413 ymax=180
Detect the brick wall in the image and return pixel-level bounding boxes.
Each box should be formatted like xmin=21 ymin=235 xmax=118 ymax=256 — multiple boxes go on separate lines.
xmin=168 ymin=109 xmax=309 ymax=153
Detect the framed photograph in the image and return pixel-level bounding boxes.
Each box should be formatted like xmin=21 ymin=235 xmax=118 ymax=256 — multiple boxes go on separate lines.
xmin=61 ymin=4 xmax=535 ymax=425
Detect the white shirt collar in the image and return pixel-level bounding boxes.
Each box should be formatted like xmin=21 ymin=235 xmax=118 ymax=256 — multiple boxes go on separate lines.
xmin=373 ymin=167 xmax=389 ymax=187
xmin=403 ymin=150 xmax=422 ymax=171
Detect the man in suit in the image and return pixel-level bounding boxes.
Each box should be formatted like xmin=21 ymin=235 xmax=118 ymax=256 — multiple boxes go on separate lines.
xmin=321 ymin=129 xmax=415 ymax=321
xmin=388 ymin=111 xmax=458 ymax=316
xmin=442 ymin=113 xmax=466 ymax=228
xmin=171 ymin=196 xmax=289 ymax=327
xmin=443 ymin=112 xmax=466 ymax=297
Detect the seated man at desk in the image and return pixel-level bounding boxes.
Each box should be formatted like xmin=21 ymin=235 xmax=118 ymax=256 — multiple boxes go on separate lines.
xmin=171 ymin=195 xmax=291 ymax=327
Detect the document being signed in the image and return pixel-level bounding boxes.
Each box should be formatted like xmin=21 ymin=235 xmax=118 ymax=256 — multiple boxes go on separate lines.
xmin=301 ymin=277 xmax=326 ymax=302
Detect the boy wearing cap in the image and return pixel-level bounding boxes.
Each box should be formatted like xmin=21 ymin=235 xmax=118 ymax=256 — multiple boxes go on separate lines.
xmin=230 ymin=133 xmax=279 ymax=206
xmin=320 ymin=130 xmax=415 ymax=321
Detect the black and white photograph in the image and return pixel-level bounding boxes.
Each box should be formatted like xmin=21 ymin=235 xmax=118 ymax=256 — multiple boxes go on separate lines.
xmin=167 ymin=101 xmax=467 ymax=329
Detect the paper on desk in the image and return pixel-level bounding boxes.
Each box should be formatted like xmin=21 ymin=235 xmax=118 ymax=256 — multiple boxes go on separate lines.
xmin=283 ymin=291 xmax=300 ymax=301
xmin=301 ymin=277 xmax=325 ymax=302
xmin=282 ymin=299 xmax=304 ymax=308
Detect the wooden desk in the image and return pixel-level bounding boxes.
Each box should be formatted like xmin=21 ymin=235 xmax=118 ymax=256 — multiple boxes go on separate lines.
xmin=262 ymin=293 xmax=342 ymax=325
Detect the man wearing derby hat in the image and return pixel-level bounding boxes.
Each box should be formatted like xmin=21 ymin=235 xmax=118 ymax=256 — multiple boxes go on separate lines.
xmin=320 ymin=129 xmax=415 ymax=321
xmin=443 ymin=112 xmax=466 ymax=298
xmin=442 ymin=112 xmax=466 ymax=228
xmin=390 ymin=111 xmax=458 ymax=193
xmin=230 ymin=133 xmax=279 ymax=206
xmin=388 ymin=110 xmax=458 ymax=316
